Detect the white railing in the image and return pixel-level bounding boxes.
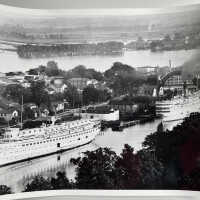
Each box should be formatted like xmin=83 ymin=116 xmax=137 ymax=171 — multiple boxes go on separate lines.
xmin=1 ymin=190 xmax=199 ymax=200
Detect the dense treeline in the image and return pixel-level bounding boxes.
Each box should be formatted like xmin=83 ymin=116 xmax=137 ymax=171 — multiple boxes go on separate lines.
xmin=27 ymin=62 xmax=104 ymax=81
xmin=17 ymin=41 xmax=124 ymax=58
xmin=16 ymin=32 xmax=200 ymax=58
xmin=3 ymin=81 xmax=110 ymax=115
xmin=4 ymin=62 xmax=159 ymax=110
xmin=143 ymin=113 xmax=200 ymax=190
xmin=149 ymin=33 xmax=200 ymax=52
xmin=104 ymin=62 xmax=156 ymax=96
xmin=10 ymin=61 xmax=158 ymax=97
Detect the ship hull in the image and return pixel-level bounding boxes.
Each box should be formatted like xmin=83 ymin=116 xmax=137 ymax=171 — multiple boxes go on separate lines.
xmin=0 ymin=139 xmax=94 ymax=168
xmin=0 ymin=120 xmax=100 ymax=167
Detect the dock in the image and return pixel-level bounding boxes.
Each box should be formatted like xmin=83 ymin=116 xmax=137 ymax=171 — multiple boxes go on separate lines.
xmin=111 ymin=114 xmax=159 ymax=131
xmin=121 ymin=120 xmax=140 ymax=128
xmin=111 ymin=120 xmax=140 ymax=131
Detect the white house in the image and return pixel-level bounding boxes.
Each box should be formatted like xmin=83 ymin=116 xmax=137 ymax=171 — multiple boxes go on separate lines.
xmin=0 ymin=108 xmax=19 ymax=121
xmin=75 ymin=109 xmax=119 ymax=122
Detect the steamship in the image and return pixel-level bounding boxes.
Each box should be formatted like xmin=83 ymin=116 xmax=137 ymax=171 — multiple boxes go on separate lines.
xmin=156 ymin=92 xmax=200 ymax=122
xmin=0 ymin=118 xmax=101 ymax=167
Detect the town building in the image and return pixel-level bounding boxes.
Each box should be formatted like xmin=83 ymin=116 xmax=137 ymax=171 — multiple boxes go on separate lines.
xmin=86 ymin=79 xmax=99 ymax=87
xmin=75 ymin=106 xmax=119 ymax=122
xmin=49 ymin=83 xmax=67 ymax=93
xmin=137 ymin=84 xmax=156 ymax=96
xmin=0 ymin=107 xmax=19 ymax=121
xmin=51 ymin=100 xmax=69 ymax=113
xmin=48 ymin=76 xmax=67 ymax=93
xmin=68 ymin=77 xmax=90 ymax=91
xmin=110 ymin=103 xmax=138 ymax=113
xmin=136 ymin=66 xmax=158 ymax=76
xmin=79 ymin=109 xmax=119 ymax=122
xmin=0 ymin=77 xmax=18 ymax=86
xmin=135 ymin=37 xmax=149 ymax=50
xmin=24 ymin=74 xmax=39 ymax=81
xmin=7 ymin=75 xmax=25 ymax=82
xmin=21 ymin=80 xmax=31 ymax=88
xmin=164 ymin=75 xmax=196 ymax=93
xmin=24 ymin=103 xmax=38 ymax=119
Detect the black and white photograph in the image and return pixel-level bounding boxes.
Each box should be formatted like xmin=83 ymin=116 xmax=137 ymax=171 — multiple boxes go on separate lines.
xmin=0 ymin=1 xmax=200 ymax=198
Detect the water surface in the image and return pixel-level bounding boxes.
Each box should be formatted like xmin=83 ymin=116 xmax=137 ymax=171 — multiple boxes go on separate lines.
xmin=0 ymin=49 xmax=197 ymax=72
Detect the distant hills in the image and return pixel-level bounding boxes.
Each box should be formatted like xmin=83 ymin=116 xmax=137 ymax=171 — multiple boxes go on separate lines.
xmin=1 ymin=4 xmax=200 ymax=43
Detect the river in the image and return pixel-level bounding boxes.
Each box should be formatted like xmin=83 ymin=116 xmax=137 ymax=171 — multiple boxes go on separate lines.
xmin=0 ymin=48 xmax=197 ymax=72
xmin=0 ymin=118 xmax=180 ymax=193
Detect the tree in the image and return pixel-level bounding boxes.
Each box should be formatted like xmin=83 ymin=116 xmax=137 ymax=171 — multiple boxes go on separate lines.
xmin=30 ymin=81 xmax=50 ymax=112
xmin=115 ymin=144 xmax=142 ymax=189
xmin=63 ymin=85 xmax=81 ymax=108
xmin=0 ymin=117 xmax=7 ymax=125
xmin=38 ymin=65 xmax=46 ymax=73
xmin=179 ymin=167 xmax=200 ymax=190
xmin=6 ymin=72 xmax=18 ymax=76
xmin=146 ymin=75 xmax=158 ymax=85
xmin=74 ymin=148 xmax=118 ymax=189
xmin=104 ymin=62 xmax=136 ymax=80
xmin=86 ymin=68 xmax=103 ymax=81
xmin=0 ymin=185 xmax=12 ymax=195
xmin=23 ymin=106 xmax=36 ymax=120
xmin=46 ymin=61 xmax=59 ymax=76
xmin=137 ymin=149 xmax=164 ymax=189
xmin=82 ymin=86 xmax=99 ymax=105
xmin=163 ymin=34 xmax=172 ymax=42
xmin=51 ymin=171 xmax=73 ymax=189
xmin=71 ymin=65 xmax=86 ymax=77
xmin=104 ymin=62 xmax=144 ymax=96
xmin=3 ymin=84 xmax=32 ymax=104
xmin=174 ymin=32 xmax=184 ymax=41
xmin=142 ymin=114 xmax=200 ymax=189
xmin=50 ymin=93 xmax=64 ymax=102
xmin=27 ymin=68 xmax=38 ymax=75
xmin=150 ymin=40 xmax=163 ymax=51
xmin=82 ymin=86 xmax=111 ymax=105
xmin=64 ymin=65 xmax=103 ymax=81
xmin=3 ymin=84 xmax=24 ymax=103
xmin=24 ymin=176 xmax=52 ymax=192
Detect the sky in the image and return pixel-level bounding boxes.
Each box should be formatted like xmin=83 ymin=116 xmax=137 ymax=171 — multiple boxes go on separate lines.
xmin=0 ymin=1 xmax=200 ymax=18
xmin=0 ymin=0 xmax=200 ymax=9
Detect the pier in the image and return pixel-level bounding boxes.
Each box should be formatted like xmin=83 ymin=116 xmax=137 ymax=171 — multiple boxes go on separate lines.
xmin=111 ymin=114 xmax=158 ymax=131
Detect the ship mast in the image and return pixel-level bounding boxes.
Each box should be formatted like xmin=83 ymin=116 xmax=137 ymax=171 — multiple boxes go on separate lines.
xmin=169 ymin=59 xmax=172 ymax=71
xmin=20 ymin=95 xmax=23 ymax=129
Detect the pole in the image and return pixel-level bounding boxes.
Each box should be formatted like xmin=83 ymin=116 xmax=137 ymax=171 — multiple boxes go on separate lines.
xmin=7 ymin=118 xmax=10 ymax=128
xmin=169 ymin=59 xmax=172 ymax=71
xmin=21 ymin=95 xmax=23 ymax=129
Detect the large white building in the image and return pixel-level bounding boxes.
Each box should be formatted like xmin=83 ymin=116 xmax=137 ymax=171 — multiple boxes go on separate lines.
xmin=75 ymin=109 xmax=119 ymax=122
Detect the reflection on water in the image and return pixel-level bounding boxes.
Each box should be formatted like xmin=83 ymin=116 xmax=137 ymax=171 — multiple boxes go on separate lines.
xmin=96 ymin=120 xmax=162 ymax=154
xmin=0 ymin=143 xmax=97 ymax=192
